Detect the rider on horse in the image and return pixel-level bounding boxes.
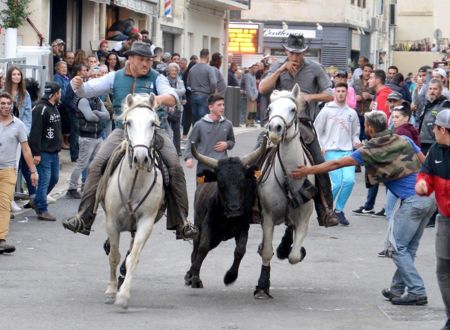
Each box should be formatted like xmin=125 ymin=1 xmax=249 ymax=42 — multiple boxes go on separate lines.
xmin=62 ymin=42 xmax=198 ymax=240
xmin=258 ymin=34 xmax=339 ymax=227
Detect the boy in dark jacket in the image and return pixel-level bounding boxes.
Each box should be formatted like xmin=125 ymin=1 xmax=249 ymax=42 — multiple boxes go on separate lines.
xmin=29 ymin=82 xmax=62 ymax=221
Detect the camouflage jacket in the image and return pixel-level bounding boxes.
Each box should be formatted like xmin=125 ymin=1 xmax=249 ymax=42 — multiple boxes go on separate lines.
xmin=359 ymin=130 xmax=420 ymax=186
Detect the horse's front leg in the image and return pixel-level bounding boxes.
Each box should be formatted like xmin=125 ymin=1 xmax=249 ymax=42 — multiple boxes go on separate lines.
xmin=105 ymin=224 xmax=120 ymax=304
xmin=288 ymin=201 xmax=313 ymax=264
xmin=115 ymin=216 xmax=155 ymax=309
xmin=276 ymin=225 xmax=294 ymax=260
xmin=254 ymin=213 xmax=274 ymax=299
xmin=224 ymin=228 xmax=249 ymax=285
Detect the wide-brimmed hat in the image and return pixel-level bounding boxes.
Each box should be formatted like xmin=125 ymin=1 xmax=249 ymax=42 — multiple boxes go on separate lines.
xmin=283 ymin=34 xmax=309 ymax=53
xmin=124 ymin=42 xmax=155 ymax=57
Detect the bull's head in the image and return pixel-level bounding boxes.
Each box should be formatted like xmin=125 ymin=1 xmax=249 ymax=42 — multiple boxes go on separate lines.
xmin=191 ymin=135 xmax=267 ymax=218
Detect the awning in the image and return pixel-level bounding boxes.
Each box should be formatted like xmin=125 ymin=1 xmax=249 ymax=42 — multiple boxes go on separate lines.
xmin=114 ymin=0 xmax=158 ymax=16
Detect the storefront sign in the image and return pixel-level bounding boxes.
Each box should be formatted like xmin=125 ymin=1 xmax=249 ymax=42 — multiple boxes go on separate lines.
xmin=228 ymin=23 xmax=262 ymax=54
xmin=114 ymin=0 xmax=157 ymax=15
xmin=264 ymin=29 xmax=316 ymax=39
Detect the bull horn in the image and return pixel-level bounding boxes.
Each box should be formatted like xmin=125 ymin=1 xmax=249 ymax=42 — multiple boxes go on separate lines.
xmin=191 ymin=142 xmax=218 ymax=169
xmin=241 ymin=134 xmax=268 ymax=167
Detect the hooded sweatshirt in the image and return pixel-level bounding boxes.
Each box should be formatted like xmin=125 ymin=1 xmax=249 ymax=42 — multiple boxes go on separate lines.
xmin=395 ymin=123 xmax=421 ymax=147
xmin=29 ymin=99 xmax=62 ymax=155
xmin=184 ymin=114 xmax=235 ymax=174
xmin=314 ymin=101 xmax=360 ymax=152
xmin=371 ymin=85 xmax=392 ymax=119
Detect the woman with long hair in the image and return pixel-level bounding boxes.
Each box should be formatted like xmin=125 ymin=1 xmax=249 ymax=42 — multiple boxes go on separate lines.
xmin=4 ymin=65 xmax=34 ymax=210
xmin=74 ymin=49 xmax=88 ymax=67
xmin=105 ymin=52 xmax=121 ymax=72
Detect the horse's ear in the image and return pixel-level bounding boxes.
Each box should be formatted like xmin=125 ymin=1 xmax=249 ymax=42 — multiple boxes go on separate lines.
xmin=148 ymin=93 xmax=157 ymax=108
xmin=126 ymin=94 xmax=134 ymax=107
xmin=292 ymin=84 xmax=301 ymax=99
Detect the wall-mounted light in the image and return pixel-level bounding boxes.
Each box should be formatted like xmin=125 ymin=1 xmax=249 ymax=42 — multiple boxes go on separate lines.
xmin=316 ymin=23 xmax=323 ymax=31
xmin=282 ymin=21 xmax=288 ymax=31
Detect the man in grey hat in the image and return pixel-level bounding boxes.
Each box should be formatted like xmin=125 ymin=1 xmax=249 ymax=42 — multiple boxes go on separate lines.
xmin=259 ymin=34 xmax=338 ymax=227
xmin=416 ymin=109 xmax=450 ymax=329
xmin=63 ymin=42 xmax=198 ymax=240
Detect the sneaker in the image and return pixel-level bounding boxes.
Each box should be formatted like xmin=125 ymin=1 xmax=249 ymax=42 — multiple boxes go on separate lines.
xmin=372 ymin=208 xmax=386 ymax=218
xmin=381 ymin=288 xmax=401 ymax=301
xmin=352 ymin=206 xmax=374 ymax=216
xmin=47 ymin=194 xmax=57 ymax=204
xmin=391 ymin=293 xmax=427 ymax=305
xmin=36 ymin=211 xmax=56 ymax=221
xmin=62 ymin=215 xmax=91 ymax=236
xmin=11 ymin=201 xmax=22 ymax=212
xmin=0 ymin=239 xmax=15 ymax=254
xmin=66 ymin=189 xmax=82 ymax=199
xmin=377 ymin=250 xmax=387 ymax=257
xmin=10 ymin=213 xmax=15 ymax=220
xmin=335 ymin=211 xmax=350 ymax=226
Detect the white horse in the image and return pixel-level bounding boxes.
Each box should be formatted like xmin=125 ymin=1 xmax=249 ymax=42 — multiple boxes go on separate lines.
xmin=254 ymin=84 xmax=315 ymax=299
xmin=102 ymin=93 xmax=165 ymax=309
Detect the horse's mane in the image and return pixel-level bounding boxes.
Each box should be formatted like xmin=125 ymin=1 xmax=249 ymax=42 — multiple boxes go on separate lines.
xmin=118 ymin=93 xmax=157 ymax=121
xmin=270 ymin=89 xmax=305 ymax=114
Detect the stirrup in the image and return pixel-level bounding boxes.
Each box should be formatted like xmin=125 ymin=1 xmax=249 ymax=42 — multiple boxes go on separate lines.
xmin=181 ymin=222 xmax=199 ymax=240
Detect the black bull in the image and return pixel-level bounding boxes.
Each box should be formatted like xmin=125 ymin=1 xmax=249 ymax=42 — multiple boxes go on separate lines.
xmin=184 ymin=140 xmax=266 ymax=288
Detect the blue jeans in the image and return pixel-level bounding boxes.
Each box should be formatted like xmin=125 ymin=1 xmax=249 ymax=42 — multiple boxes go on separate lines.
xmin=390 ymin=195 xmax=436 ymax=296
xmin=325 ymin=150 xmax=355 ymax=212
xmin=191 ymin=94 xmax=209 ymax=124
xmin=34 ymin=152 xmax=60 ymax=213
xmin=364 ymin=184 xmax=379 ymax=210
xmin=20 ymin=153 xmax=36 ymax=197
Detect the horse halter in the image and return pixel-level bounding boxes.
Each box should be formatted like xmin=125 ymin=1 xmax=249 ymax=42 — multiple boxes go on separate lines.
xmin=267 ymin=96 xmax=299 ymax=143
xmin=123 ymin=103 xmax=158 ymax=171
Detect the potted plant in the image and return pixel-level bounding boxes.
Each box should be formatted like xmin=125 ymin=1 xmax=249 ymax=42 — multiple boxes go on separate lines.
xmin=0 ymin=0 xmax=32 ymax=58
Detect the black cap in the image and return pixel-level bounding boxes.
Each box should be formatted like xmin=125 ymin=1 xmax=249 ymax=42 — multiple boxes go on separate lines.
xmin=335 ymin=70 xmax=348 ymax=78
xmin=42 ymin=81 xmax=61 ymax=99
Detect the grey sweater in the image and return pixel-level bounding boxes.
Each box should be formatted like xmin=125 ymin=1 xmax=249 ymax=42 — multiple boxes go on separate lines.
xmin=187 ymin=63 xmax=217 ymax=95
xmin=184 ymin=114 xmax=235 ymax=174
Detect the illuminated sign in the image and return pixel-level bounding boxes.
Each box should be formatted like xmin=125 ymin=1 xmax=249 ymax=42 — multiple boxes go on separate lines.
xmin=229 ymin=23 xmax=261 ymax=54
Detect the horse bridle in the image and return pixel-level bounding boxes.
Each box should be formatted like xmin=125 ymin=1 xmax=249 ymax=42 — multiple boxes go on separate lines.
xmin=266 ymin=96 xmax=299 ymax=143
xmin=123 ymin=103 xmax=158 ymax=171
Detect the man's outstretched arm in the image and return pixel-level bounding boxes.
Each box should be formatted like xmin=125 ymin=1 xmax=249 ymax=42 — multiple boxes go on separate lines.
xmin=291 ymin=156 xmax=359 ymax=179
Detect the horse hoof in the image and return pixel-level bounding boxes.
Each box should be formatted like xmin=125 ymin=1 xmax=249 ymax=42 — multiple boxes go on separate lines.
xmin=254 ymin=288 xmax=273 ymax=300
xmin=191 ymin=280 xmax=204 ymax=289
xmin=115 ymin=295 xmax=129 ymax=309
xmin=184 ymin=272 xmax=192 ymax=286
xmin=224 ymin=270 xmax=238 ymax=285
xmin=288 ymin=247 xmax=307 ymax=264
xmin=276 ymin=244 xmax=292 ymax=260
xmin=104 ymin=293 xmax=116 ymax=304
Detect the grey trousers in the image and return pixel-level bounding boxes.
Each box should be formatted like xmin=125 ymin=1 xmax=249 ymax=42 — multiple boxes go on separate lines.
xmin=68 ymin=137 xmax=102 ymax=190
xmin=436 ymin=214 xmax=450 ymax=318
xmin=77 ymin=128 xmax=188 ymax=230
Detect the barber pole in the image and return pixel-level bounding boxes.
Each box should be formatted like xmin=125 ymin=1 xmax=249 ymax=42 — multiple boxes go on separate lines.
xmin=164 ymin=0 xmax=173 ymax=17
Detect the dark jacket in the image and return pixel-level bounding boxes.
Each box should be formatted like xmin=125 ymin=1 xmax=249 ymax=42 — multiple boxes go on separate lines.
xmin=395 ymin=123 xmax=421 ymax=147
xmin=76 ymin=97 xmax=109 ymax=139
xmin=29 ymin=99 xmax=62 ymax=155
xmin=417 ymin=95 xmax=450 ymax=145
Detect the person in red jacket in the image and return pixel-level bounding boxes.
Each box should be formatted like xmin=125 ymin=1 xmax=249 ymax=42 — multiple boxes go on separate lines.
xmin=368 ymin=69 xmax=393 ymax=119
xmin=416 ymin=109 xmax=450 ymax=330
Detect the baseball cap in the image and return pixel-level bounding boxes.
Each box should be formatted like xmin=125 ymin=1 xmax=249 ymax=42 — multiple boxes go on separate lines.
xmin=435 ymin=109 xmax=450 ymax=129
xmin=335 ymin=70 xmax=348 ymax=78
xmin=53 ymin=38 xmax=65 ymax=45
xmin=387 ymin=91 xmax=403 ymax=101
xmin=42 ymin=81 xmax=61 ymax=99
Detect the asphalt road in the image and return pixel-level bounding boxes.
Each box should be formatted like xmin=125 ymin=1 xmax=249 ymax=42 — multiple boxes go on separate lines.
xmin=1 ymin=128 xmax=446 ymax=330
